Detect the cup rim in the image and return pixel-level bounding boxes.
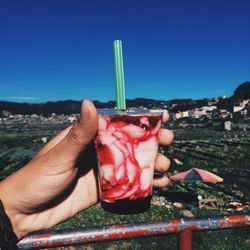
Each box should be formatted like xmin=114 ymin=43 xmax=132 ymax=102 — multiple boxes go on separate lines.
xmin=97 ymin=108 xmax=165 ymax=116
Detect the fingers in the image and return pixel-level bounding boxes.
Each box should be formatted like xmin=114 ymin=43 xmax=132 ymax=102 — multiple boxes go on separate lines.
xmin=158 ymin=128 xmax=174 ymax=145
xmin=162 ymin=111 xmax=169 ymax=123
xmin=153 ymin=176 xmax=171 ymax=188
xmin=155 ymin=153 xmax=171 ymax=172
xmin=153 ymin=111 xmax=173 ymax=188
xmin=158 ymin=112 xmax=174 ymax=146
xmin=153 ymin=153 xmax=171 ymax=188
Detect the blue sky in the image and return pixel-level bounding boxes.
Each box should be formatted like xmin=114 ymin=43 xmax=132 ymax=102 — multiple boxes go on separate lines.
xmin=0 ymin=0 xmax=249 ymax=103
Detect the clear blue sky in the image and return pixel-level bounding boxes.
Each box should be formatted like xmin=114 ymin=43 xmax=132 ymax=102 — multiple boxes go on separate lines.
xmin=0 ymin=0 xmax=249 ymax=103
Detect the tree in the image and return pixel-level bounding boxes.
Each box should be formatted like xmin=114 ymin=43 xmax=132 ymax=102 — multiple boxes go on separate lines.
xmin=233 ymin=82 xmax=250 ymax=101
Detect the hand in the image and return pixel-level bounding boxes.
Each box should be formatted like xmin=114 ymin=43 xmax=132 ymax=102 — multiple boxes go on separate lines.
xmin=0 ymin=100 xmax=174 ymax=239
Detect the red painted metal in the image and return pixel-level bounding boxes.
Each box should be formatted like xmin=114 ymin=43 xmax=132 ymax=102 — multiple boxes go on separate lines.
xmin=17 ymin=213 xmax=250 ymax=249
xmin=179 ymin=229 xmax=192 ymax=250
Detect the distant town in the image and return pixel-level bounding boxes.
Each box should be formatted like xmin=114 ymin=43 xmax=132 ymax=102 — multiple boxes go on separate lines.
xmin=1 ymin=81 xmax=250 ymax=132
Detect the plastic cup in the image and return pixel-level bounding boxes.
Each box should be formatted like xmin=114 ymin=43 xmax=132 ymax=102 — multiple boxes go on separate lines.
xmin=95 ymin=109 xmax=162 ymax=214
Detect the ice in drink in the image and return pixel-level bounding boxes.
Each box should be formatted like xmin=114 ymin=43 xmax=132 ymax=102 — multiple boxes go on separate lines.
xmin=96 ymin=110 xmax=162 ymax=214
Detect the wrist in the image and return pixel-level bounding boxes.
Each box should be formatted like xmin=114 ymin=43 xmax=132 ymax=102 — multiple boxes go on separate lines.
xmin=0 ymin=200 xmax=19 ymax=249
xmin=0 ymin=184 xmax=29 ymax=239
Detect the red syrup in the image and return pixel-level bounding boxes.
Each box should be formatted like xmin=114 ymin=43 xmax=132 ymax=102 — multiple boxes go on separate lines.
xmin=96 ymin=113 xmax=162 ymax=214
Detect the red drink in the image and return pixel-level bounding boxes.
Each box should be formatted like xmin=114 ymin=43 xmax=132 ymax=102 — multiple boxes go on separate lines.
xmin=96 ymin=110 xmax=162 ymax=214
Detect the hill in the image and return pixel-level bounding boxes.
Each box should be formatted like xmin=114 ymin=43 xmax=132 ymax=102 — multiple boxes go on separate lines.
xmin=0 ymin=82 xmax=249 ymax=115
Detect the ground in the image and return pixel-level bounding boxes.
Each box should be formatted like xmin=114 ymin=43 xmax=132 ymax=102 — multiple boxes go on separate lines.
xmin=0 ymin=121 xmax=250 ymax=249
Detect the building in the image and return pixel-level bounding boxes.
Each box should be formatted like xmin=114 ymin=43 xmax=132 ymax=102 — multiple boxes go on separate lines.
xmin=233 ymin=106 xmax=244 ymax=113
xmin=173 ymin=111 xmax=190 ymax=119
xmin=224 ymin=121 xmax=232 ymax=131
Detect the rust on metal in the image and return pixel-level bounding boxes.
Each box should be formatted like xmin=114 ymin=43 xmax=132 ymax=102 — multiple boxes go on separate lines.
xmin=167 ymin=218 xmax=182 ymax=233
xmin=17 ymin=213 xmax=250 ymax=249
xmin=220 ymin=214 xmax=250 ymax=228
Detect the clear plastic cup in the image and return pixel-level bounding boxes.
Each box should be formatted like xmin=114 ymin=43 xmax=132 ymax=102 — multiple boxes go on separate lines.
xmin=95 ymin=109 xmax=162 ymax=214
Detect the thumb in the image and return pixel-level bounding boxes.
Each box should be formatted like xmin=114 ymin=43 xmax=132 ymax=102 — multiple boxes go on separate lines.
xmin=44 ymin=100 xmax=98 ymax=165
xmin=64 ymin=99 xmax=98 ymax=154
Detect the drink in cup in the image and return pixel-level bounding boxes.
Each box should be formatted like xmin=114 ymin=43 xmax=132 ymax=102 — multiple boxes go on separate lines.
xmin=95 ymin=109 xmax=162 ymax=214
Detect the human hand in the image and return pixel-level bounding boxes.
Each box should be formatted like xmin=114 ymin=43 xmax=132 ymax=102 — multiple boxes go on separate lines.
xmin=0 ymin=100 xmax=174 ymax=239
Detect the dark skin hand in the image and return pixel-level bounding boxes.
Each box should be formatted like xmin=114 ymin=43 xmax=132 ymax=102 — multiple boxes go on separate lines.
xmin=0 ymin=100 xmax=174 ymax=239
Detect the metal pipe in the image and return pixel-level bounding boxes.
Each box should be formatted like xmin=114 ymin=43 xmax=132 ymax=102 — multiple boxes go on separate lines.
xmin=18 ymin=213 xmax=250 ymax=249
xmin=179 ymin=229 xmax=192 ymax=250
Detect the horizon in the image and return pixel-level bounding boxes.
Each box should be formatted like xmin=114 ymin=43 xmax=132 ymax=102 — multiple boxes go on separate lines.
xmin=0 ymin=0 xmax=250 ymax=103
xmin=0 ymin=91 xmax=233 ymax=105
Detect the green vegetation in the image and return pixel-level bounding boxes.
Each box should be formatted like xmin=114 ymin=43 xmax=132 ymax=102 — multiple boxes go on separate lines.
xmin=166 ymin=137 xmax=250 ymax=209
xmin=0 ymin=125 xmax=250 ymax=249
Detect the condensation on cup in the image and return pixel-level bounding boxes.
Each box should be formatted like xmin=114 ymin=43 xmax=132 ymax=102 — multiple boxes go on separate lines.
xmin=95 ymin=109 xmax=162 ymax=214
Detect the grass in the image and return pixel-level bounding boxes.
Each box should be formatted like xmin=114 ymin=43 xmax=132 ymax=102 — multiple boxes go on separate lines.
xmin=0 ymin=125 xmax=250 ymax=249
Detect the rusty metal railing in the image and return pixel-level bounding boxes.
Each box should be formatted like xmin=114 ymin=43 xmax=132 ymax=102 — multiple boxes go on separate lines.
xmin=18 ymin=213 xmax=250 ymax=250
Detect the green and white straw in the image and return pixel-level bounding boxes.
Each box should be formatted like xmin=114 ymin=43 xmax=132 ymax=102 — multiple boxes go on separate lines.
xmin=113 ymin=40 xmax=126 ymax=110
